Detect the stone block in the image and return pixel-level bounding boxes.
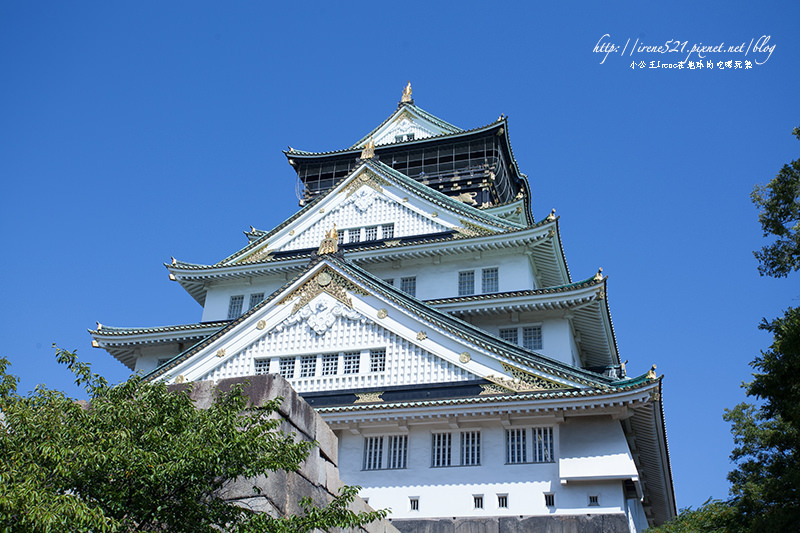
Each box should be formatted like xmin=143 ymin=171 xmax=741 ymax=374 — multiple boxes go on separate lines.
xmin=315 ymin=414 xmax=338 ymax=465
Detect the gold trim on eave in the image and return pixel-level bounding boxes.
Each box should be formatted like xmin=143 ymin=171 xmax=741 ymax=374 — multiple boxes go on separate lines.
xmin=279 ymin=267 xmax=368 ymax=313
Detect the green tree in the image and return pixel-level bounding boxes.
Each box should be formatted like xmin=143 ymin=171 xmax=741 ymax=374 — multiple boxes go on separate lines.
xmin=751 ymin=126 xmax=800 ymax=277
xmin=0 ymin=349 xmax=386 ymax=533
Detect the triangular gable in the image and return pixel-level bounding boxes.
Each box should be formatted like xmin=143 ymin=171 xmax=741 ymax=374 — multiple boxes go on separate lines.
xmin=222 ymin=160 xmax=520 ymax=265
xmin=150 ymin=258 xmax=600 ymax=395
xmin=351 ymin=104 xmax=463 ymax=149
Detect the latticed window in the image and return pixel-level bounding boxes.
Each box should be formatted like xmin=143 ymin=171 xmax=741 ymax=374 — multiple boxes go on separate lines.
xmin=400 ymin=277 xmax=416 ymax=297
xmin=343 ymin=352 xmax=360 ymax=374
xmin=364 ymin=226 xmax=378 ymax=241
xmin=382 ymin=224 xmax=394 ymax=239
xmin=506 ymin=428 xmax=527 ymax=464
xmin=299 ymin=355 xmax=316 ymax=378
xmin=460 ymin=431 xmax=481 ymax=466
xmin=254 ymin=359 xmax=270 ymax=375
xmin=248 ymin=292 xmax=264 ymax=309
xmin=458 ymin=271 xmax=475 ymax=296
xmin=431 ymin=433 xmax=452 ymax=467
xmin=363 ymin=436 xmax=384 ymax=470
xmin=544 ymin=493 xmax=555 ymax=507
xmin=370 ymin=349 xmax=386 ymax=372
xmin=532 ymin=427 xmax=554 ymax=463
xmin=227 ymin=295 xmax=244 ymax=319
xmin=337 ymin=231 xmax=344 ymax=245
xmin=523 ymin=326 xmax=543 ymax=350
xmin=387 ymin=435 xmax=408 ymax=469
xmin=482 ymin=267 xmax=499 ymax=293
xmin=279 ymin=357 xmax=294 ymax=379
xmin=321 ymin=353 xmax=338 ymax=376
xmin=348 ymin=229 xmax=361 ymax=243
xmin=499 ymin=328 xmax=518 ymax=345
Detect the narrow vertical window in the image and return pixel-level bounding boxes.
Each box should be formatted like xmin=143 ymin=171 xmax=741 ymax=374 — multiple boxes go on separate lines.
xmin=473 ymin=495 xmax=484 ymax=509
xmin=460 ymin=431 xmax=481 ymax=466
xmin=387 ymin=435 xmax=408 ymax=469
xmin=588 ymin=495 xmax=599 ymax=506
xmin=321 ymin=353 xmax=338 ymax=376
xmin=409 ymin=497 xmax=419 ymax=511
xmin=227 ymin=295 xmax=244 ymax=319
xmin=544 ymin=493 xmax=555 ymax=507
xmin=532 ymin=427 xmax=554 ymax=463
xmin=458 ymin=270 xmax=475 ymax=296
xmin=506 ymin=428 xmax=527 ymax=464
xmin=370 ymin=349 xmax=386 ymax=372
xmin=482 ymin=267 xmax=499 ymax=293
xmin=299 ymin=355 xmax=316 ymax=378
xmin=248 ymin=292 xmax=264 ymax=310
xmin=337 ymin=231 xmax=344 ymax=245
xmin=254 ymin=359 xmax=270 ymax=375
xmin=363 ymin=436 xmax=384 ymax=470
xmin=279 ymin=357 xmax=295 ymax=379
xmin=497 ymin=494 xmax=508 ymax=508
xmin=343 ymin=352 xmax=360 ymax=374
xmin=431 ymin=433 xmax=452 ymax=467
xmin=499 ymin=328 xmax=519 ymax=345
xmin=400 ymin=277 xmax=416 ymax=297
xmin=523 ymin=326 xmax=543 ymax=350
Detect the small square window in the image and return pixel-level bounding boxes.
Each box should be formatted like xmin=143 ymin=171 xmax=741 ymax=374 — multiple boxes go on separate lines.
xmin=588 ymin=495 xmax=599 ymax=506
xmin=299 ymin=355 xmax=316 ymax=378
xmin=321 ymin=353 xmax=338 ymax=376
xmin=343 ymin=352 xmax=360 ymax=374
xmin=279 ymin=357 xmax=295 ymax=379
xmin=365 ymin=226 xmax=378 ymax=241
xmin=227 ymin=295 xmax=244 ymax=319
xmin=382 ymin=224 xmax=394 ymax=239
xmin=458 ymin=270 xmax=475 ymax=296
xmin=473 ymin=495 xmax=484 ymax=509
xmin=499 ymin=328 xmax=518 ymax=345
xmin=409 ymin=497 xmax=419 ymax=511
xmin=349 ymin=230 xmax=361 ymax=244
xmin=497 ymin=494 xmax=508 ymax=508
xmin=249 ymin=293 xmax=264 ymax=309
xmin=523 ymin=326 xmax=543 ymax=351
xmin=400 ymin=277 xmax=416 ymax=297
xmin=254 ymin=359 xmax=270 ymax=375
xmin=544 ymin=493 xmax=555 ymax=507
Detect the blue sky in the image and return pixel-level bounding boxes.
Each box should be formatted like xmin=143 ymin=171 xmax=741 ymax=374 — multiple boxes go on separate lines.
xmin=1 ymin=0 xmax=798 ymax=512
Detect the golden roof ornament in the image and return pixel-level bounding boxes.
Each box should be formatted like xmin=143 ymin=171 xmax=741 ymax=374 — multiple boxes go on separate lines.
xmin=647 ymin=364 xmax=657 ymax=380
xmin=318 ymin=225 xmax=339 ymax=255
xmin=360 ymin=137 xmax=375 ymax=159
xmin=546 ymin=208 xmax=556 ymax=221
xmin=593 ymin=267 xmax=604 ymax=281
xmin=401 ymin=81 xmax=413 ymax=103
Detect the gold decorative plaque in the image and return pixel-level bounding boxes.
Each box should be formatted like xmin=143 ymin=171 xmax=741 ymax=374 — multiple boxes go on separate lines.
xmin=459 ymin=352 xmax=471 ymax=363
xmin=317 ymin=272 xmax=332 ymax=287
xmin=175 ymin=375 xmax=186 ymax=384
xmin=216 ymin=349 xmax=226 ymax=358
xmin=417 ymin=331 xmax=427 ymax=340
xmin=256 ymin=319 xmax=266 ymax=330
xmin=377 ymin=308 xmax=388 ymax=319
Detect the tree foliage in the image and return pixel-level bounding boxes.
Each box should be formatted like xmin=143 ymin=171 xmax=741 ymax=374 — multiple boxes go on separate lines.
xmin=751 ymin=125 xmax=800 ymax=277
xmin=0 ymin=349 xmax=386 ymax=533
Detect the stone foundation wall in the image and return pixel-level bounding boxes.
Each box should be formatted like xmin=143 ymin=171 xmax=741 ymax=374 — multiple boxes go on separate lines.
xmin=170 ymin=374 xmax=398 ymax=533
xmin=390 ymin=514 xmax=630 ymax=533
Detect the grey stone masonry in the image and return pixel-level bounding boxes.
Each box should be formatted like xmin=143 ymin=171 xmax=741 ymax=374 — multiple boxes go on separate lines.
xmin=169 ymin=374 xmax=398 ymax=533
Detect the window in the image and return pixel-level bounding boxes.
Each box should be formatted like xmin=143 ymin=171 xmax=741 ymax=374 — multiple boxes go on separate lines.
xmin=249 ymin=292 xmax=264 ymax=309
xmin=497 ymin=494 xmax=508 ymax=508
xmin=460 ymin=431 xmax=481 ymax=466
xmin=395 ymin=135 xmax=404 ymax=143
xmin=431 ymin=433 xmax=452 ymax=467
xmin=532 ymin=427 xmax=554 ymax=463
xmin=473 ymin=495 xmax=484 ymax=509
xmin=299 ymin=355 xmax=316 ymax=378
xmin=279 ymin=357 xmax=294 ymax=379
xmin=337 ymin=231 xmax=344 ymax=245
xmin=499 ymin=328 xmax=518 ymax=345
xmin=370 ymin=349 xmax=386 ymax=372
xmin=349 ymin=230 xmax=361 ymax=243
xmin=387 ymin=435 xmax=408 ymax=469
xmin=544 ymin=493 xmax=555 ymax=507
xmin=362 ymin=435 xmax=407 ymax=470
xmin=382 ymin=224 xmax=394 ymax=239
xmin=482 ymin=267 xmax=498 ymax=293
xmin=506 ymin=428 xmax=527 ymax=464
xmin=406 ymin=133 xmax=415 ymax=141
xmin=363 ymin=436 xmax=384 ymax=470
xmin=409 ymin=497 xmax=419 ymax=511
xmin=383 ymin=278 xmax=394 ymax=286
xmin=523 ymin=326 xmax=543 ymax=350
xmin=254 ymin=359 xmax=270 ymax=375
xmin=343 ymin=352 xmax=360 ymax=374
xmin=588 ymin=495 xmax=599 ymax=506
xmin=364 ymin=226 xmax=378 ymax=241
xmin=458 ymin=270 xmax=475 ymax=296
xmin=321 ymin=353 xmax=338 ymax=376
xmin=400 ymin=277 xmax=416 ymax=297
xmin=227 ymin=295 xmax=244 ymax=319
